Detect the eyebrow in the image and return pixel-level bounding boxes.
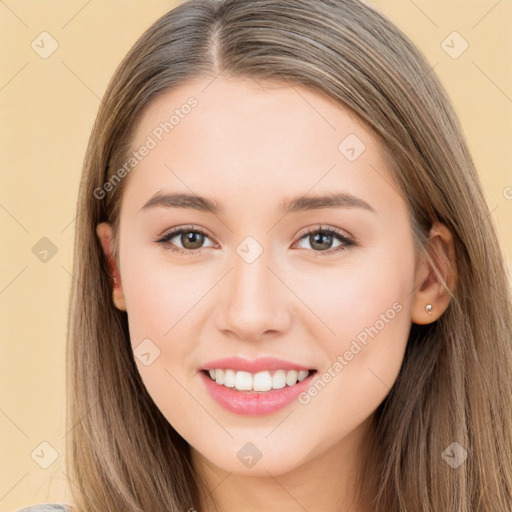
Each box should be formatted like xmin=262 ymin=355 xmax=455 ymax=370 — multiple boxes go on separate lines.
xmin=140 ymin=191 xmax=376 ymax=215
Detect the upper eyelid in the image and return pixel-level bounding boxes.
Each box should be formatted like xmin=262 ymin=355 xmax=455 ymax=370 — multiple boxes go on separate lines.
xmin=295 ymin=225 xmax=353 ymax=241
xmin=159 ymin=225 xmax=216 ymax=243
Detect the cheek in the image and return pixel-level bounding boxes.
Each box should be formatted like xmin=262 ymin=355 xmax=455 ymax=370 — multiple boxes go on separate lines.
xmin=297 ymin=241 xmax=415 ymax=416
xmin=120 ymin=252 xmax=207 ymax=430
xmin=121 ymin=245 xmax=203 ymax=341
xmin=305 ymin=242 xmax=413 ymax=369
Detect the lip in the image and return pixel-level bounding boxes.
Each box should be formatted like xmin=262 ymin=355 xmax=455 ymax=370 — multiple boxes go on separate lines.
xmin=199 ymin=369 xmax=316 ymax=416
xmin=200 ymin=356 xmax=314 ymax=373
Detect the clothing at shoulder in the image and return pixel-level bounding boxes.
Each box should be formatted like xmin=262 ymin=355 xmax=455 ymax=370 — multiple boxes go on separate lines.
xmin=15 ymin=504 xmax=72 ymax=512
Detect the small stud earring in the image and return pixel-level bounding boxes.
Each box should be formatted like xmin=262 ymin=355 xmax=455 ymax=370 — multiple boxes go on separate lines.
xmin=425 ymin=304 xmax=432 ymax=314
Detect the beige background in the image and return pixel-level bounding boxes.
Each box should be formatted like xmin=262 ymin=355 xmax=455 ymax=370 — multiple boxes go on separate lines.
xmin=1 ymin=1 xmax=511 ymax=510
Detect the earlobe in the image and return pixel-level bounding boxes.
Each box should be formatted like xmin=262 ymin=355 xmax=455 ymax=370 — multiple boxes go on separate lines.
xmin=411 ymin=221 xmax=457 ymax=325
xmin=96 ymin=222 xmax=126 ymax=311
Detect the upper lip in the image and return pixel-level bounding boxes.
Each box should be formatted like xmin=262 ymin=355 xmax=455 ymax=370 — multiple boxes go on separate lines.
xmin=200 ymin=356 xmax=314 ymax=373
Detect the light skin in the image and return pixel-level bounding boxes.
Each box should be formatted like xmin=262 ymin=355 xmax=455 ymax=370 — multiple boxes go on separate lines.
xmin=97 ymin=76 xmax=457 ymax=512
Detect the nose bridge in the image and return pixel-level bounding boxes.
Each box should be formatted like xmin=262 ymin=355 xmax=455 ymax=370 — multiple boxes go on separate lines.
xmin=215 ymin=237 xmax=290 ymax=338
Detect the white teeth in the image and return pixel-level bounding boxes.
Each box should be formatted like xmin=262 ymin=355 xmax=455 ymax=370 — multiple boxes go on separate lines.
xmin=224 ymin=369 xmax=236 ymax=388
xmin=215 ymin=369 xmax=225 ymax=385
xmin=286 ymin=370 xmax=298 ymax=386
xmin=235 ymin=371 xmax=253 ymax=391
xmin=206 ymin=368 xmax=311 ymax=391
xmin=272 ymin=370 xmax=286 ymax=389
xmin=253 ymin=371 xmax=273 ymax=392
xmin=297 ymin=370 xmax=309 ymax=381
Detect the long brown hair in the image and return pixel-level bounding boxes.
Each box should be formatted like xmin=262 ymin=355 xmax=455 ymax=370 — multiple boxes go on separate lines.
xmin=65 ymin=0 xmax=512 ymax=510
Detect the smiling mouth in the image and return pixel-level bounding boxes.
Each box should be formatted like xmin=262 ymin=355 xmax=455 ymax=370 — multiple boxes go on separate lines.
xmin=201 ymin=368 xmax=317 ymax=393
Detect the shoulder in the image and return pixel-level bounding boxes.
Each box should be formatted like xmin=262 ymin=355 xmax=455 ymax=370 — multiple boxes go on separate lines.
xmin=14 ymin=505 xmax=73 ymax=512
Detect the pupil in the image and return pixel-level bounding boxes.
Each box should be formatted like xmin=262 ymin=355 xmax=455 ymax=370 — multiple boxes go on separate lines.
xmin=311 ymin=232 xmax=332 ymax=251
xmin=183 ymin=231 xmax=204 ymax=249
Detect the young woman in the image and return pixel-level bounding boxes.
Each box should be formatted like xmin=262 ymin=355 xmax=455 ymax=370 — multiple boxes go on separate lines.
xmin=18 ymin=0 xmax=512 ymax=510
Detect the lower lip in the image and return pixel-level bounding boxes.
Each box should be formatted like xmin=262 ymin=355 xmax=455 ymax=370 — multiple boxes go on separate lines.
xmin=199 ymin=370 xmax=316 ymax=416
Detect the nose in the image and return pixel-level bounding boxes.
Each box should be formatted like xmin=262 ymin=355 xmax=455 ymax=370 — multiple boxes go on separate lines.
xmin=213 ymin=245 xmax=292 ymax=341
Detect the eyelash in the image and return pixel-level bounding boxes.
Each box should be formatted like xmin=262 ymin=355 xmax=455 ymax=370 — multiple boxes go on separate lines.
xmin=155 ymin=224 xmax=356 ymax=257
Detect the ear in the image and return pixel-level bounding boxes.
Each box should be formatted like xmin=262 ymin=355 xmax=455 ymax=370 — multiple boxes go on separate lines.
xmin=411 ymin=221 xmax=457 ymax=325
xmin=96 ymin=222 xmax=126 ymax=311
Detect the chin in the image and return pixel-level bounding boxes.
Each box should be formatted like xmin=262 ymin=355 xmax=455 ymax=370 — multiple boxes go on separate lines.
xmin=193 ymin=436 xmax=312 ymax=477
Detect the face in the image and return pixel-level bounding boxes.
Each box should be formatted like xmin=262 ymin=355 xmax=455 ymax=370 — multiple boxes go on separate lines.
xmin=99 ymin=76 xmax=420 ymax=477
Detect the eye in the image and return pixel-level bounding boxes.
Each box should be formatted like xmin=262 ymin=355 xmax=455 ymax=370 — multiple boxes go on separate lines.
xmin=155 ymin=225 xmax=216 ymax=256
xmin=155 ymin=224 xmax=356 ymax=256
xmin=293 ymin=225 xmax=356 ymax=255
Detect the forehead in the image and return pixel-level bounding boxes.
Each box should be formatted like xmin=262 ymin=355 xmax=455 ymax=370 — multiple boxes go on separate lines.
xmin=121 ymin=76 xmax=400 ymax=217
xmin=131 ymin=76 xmax=372 ymax=151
